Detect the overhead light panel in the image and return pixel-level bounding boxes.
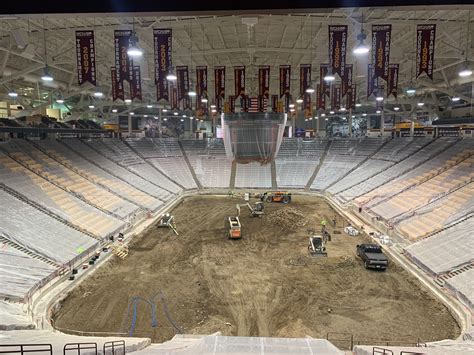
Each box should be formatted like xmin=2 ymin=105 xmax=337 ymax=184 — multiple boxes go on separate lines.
xmin=162 ymin=108 xmax=168 ymax=112
xmin=130 ymin=112 xmax=135 ymax=115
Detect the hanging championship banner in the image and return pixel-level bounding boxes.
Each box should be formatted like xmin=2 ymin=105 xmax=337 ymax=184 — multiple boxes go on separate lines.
xmin=114 ymin=30 xmax=133 ymax=83
xmin=215 ymin=66 xmax=226 ymax=100
xmin=416 ymin=24 xmax=436 ymax=80
xmin=176 ymin=66 xmax=189 ymax=101
xmin=153 ymin=28 xmax=172 ymax=101
xmin=346 ymin=84 xmax=356 ymax=109
xmin=331 ymin=85 xmax=341 ymax=110
xmin=303 ymin=93 xmax=312 ymax=118
xmin=229 ymin=95 xmax=235 ymax=113
xmin=367 ymin=64 xmax=379 ymax=98
xmin=130 ymin=66 xmax=142 ymax=101
xmin=387 ymin=64 xmax=399 ymax=98
xmin=170 ymin=86 xmax=178 ymax=110
xmin=259 ymin=66 xmax=270 ymax=98
xmin=328 ymin=25 xmax=347 ymax=78
xmin=75 ymin=31 xmax=96 ymax=86
xmin=196 ymin=66 xmax=208 ymax=98
xmin=316 ymin=84 xmax=326 ymax=110
xmin=299 ymin=64 xmax=311 ymax=95
xmin=320 ymin=64 xmax=331 ymax=97
xmin=372 ymin=25 xmax=391 ymax=81
xmin=341 ymin=64 xmax=353 ymax=97
xmin=111 ymin=67 xmax=124 ymax=101
xmin=271 ymin=95 xmax=278 ymax=112
xmin=279 ymin=65 xmax=291 ymax=98
xmin=234 ymin=66 xmax=245 ymax=98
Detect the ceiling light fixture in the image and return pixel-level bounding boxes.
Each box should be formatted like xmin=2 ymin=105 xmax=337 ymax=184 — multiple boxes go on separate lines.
xmin=88 ymin=105 xmax=95 ymax=109
xmin=173 ymin=111 xmax=179 ymax=116
xmin=56 ymin=99 xmax=64 ymax=104
xmin=162 ymin=108 xmax=168 ymax=112
xmin=296 ymin=96 xmax=303 ymax=103
xmin=393 ymin=106 xmax=400 ymax=111
xmin=93 ymin=91 xmax=103 ymax=98
xmin=340 ymin=107 xmax=346 ymax=112
xmin=147 ymin=104 xmax=153 ymax=108
xmin=305 ymin=85 xmax=315 ymax=94
xmin=130 ymin=112 xmax=135 ymax=115
xmin=127 ymin=20 xmax=144 ymax=58
xmin=112 ymin=109 xmax=118 ymax=113
xmin=125 ymin=98 xmax=132 ymax=103
xmin=375 ymin=96 xmax=384 ymax=102
xmin=289 ymin=103 xmax=295 ymax=108
xmin=355 ymin=102 xmax=362 ymax=107
xmin=353 ymin=30 xmax=370 ymax=55
xmin=210 ymin=104 xmax=216 ymax=109
xmin=201 ymin=97 xmax=208 ymax=103
xmin=458 ymin=67 xmax=472 ymax=77
xmin=41 ymin=66 xmax=53 ymax=82
xmin=406 ymin=87 xmax=416 ymax=96
xmin=211 ymin=109 xmax=217 ymax=113
xmin=329 ymin=110 xmax=335 ymax=114
xmin=8 ymin=90 xmax=18 ymax=98
xmin=362 ymin=113 xmax=367 ymax=116
xmin=376 ymin=110 xmax=381 ymax=114
xmin=324 ymin=73 xmax=335 ymax=82
xmin=417 ymin=102 xmax=424 ymax=107
xmin=451 ymin=96 xmax=461 ymax=102
xmin=166 ymin=67 xmax=177 ymax=81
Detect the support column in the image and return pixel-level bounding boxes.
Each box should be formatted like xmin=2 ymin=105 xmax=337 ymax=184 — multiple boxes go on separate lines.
xmin=410 ymin=120 xmax=415 ymax=137
xmin=158 ymin=108 xmax=162 ymax=138
xmin=316 ymin=116 xmax=320 ymax=136
xmin=380 ymin=110 xmax=384 ymax=136
xmin=128 ymin=113 xmax=132 ymax=137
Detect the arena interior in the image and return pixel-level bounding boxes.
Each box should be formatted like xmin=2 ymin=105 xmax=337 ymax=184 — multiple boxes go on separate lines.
xmin=0 ymin=1 xmax=473 ymax=354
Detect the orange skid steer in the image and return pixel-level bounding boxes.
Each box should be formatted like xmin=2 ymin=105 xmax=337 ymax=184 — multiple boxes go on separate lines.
xmin=225 ymin=216 xmax=242 ymax=239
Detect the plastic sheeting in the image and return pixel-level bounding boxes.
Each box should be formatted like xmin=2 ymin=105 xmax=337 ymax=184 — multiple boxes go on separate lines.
xmin=0 ymin=247 xmax=56 ymax=299
xmin=222 ymin=113 xmax=287 ymax=164
xmin=0 ymin=301 xmax=33 ymax=329
xmin=0 ymin=190 xmax=98 ymax=264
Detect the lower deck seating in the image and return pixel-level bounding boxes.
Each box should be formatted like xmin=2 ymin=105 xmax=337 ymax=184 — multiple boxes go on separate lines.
xmin=275 ymin=157 xmax=319 ymax=188
xmin=235 ymin=162 xmax=272 ymax=188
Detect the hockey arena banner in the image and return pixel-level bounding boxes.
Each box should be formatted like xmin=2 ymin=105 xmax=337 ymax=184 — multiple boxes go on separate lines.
xmin=75 ymin=30 xmax=96 ymax=86
xmin=371 ymin=24 xmax=392 ymax=81
xmin=316 ymin=84 xmax=326 ymax=110
xmin=176 ymin=66 xmax=189 ymax=101
xmin=331 ymin=85 xmax=341 ymax=110
xmin=114 ymin=30 xmax=133 ymax=83
xmin=299 ymin=64 xmax=311 ymax=95
xmin=229 ymin=95 xmax=235 ymax=113
xmin=111 ymin=67 xmax=124 ymax=101
xmin=271 ymin=94 xmax=278 ymax=112
xmin=196 ymin=66 xmax=207 ymax=98
xmin=279 ymin=65 xmax=291 ymax=98
xmin=303 ymin=93 xmax=312 ymax=118
xmin=416 ymin=24 xmax=436 ymax=80
xmin=387 ymin=64 xmax=399 ymax=98
xmin=130 ymin=65 xmax=142 ymax=101
xmin=153 ymin=28 xmax=172 ymax=101
xmin=320 ymin=64 xmax=331 ymax=97
xmin=341 ymin=64 xmax=353 ymax=97
xmin=367 ymin=64 xmax=379 ymax=98
xmin=215 ymin=66 xmax=226 ymax=99
xmin=171 ymin=86 xmax=178 ymax=110
xmin=328 ymin=25 xmax=347 ymax=78
xmin=259 ymin=66 xmax=270 ymax=98
xmin=346 ymin=84 xmax=356 ymax=109
xmin=234 ymin=66 xmax=246 ymax=98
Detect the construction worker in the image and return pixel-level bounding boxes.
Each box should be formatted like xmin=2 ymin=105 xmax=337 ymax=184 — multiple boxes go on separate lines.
xmin=332 ymin=215 xmax=337 ymax=227
xmin=320 ymin=218 xmax=327 ymax=233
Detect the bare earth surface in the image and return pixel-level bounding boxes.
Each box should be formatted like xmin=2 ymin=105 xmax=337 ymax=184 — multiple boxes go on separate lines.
xmin=54 ymin=195 xmax=460 ymax=347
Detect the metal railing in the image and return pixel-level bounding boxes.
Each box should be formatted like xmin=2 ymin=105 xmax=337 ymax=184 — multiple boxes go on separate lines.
xmin=0 ymin=344 xmax=52 ymax=355
xmin=63 ymin=343 xmax=97 ymax=355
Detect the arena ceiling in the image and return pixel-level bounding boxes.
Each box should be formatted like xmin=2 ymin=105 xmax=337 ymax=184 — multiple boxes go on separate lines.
xmin=0 ymin=6 xmax=473 ymax=118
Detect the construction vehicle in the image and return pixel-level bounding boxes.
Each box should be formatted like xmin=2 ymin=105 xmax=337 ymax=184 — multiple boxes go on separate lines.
xmin=307 ymin=230 xmax=328 ymax=257
xmin=236 ymin=202 xmax=264 ymax=217
xmin=225 ymin=216 xmax=242 ymax=239
xmin=157 ymin=213 xmax=179 ymax=235
xmin=260 ymin=191 xmax=292 ymax=204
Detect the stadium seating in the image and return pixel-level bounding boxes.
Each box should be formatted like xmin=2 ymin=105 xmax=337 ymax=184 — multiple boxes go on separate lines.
xmin=126 ymin=138 xmax=197 ymax=189
xmin=445 ymin=268 xmax=474 ymax=310
xmin=180 ymin=139 xmax=232 ymax=188
xmin=235 ymin=162 xmax=272 ymax=188
xmin=34 ymin=139 xmax=162 ymax=211
xmin=0 ymin=152 xmax=124 ymax=238
xmin=310 ymin=138 xmax=387 ymax=191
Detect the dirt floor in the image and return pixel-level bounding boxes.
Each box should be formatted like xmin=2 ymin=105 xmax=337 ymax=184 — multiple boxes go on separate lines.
xmin=53 ymin=195 xmax=460 ymax=347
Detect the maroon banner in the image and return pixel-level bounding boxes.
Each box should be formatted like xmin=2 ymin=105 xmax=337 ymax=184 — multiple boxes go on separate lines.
xmin=153 ymin=28 xmax=172 ymax=101
xmin=341 ymin=64 xmax=353 ymax=97
xmin=240 ymin=96 xmax=248 ymax=112
xmin=416 ymin=24 xmax=436 ymax=80
xmin=299 ymin=64 xmax=311 ymax=95
xmin=279 ymin=65 xmax=291 ymax=98
xmin=170 ymin=86 xmax=178 ymax=110
xmin=234 ymin=66 xmax=245 ymax=98
xmin=114 ymin=30 xmax=133 ymax=83
xmin=331 ymin=85 xmax=341 ymax=110
xmin=229 ymin=95 xmax=235 ymax=113
xmin=372 ymin=25 xmax=391 ymax=81
xmin=316 ymin=84 xmax=326 ymax=110
xmin=130 ymin=66 xmax=142 ymax=101
xmin=367 ymin=64 xmax=379 ymax=98
xmin=328 ymin=25 xmax=348 ymax=78
xmin=196 ymin=66 xmax=208 ymax=98
xmin=111 ymin=67 xmax=124 ymax=101
xmin=75 ymin=31 xmax=96 ymax=86
xmin=303 ymin=93 xmax=312 ymax=118
xmin=284 ymin=95 xmax=291 ymax=113
xmin=259 ymin=66 xmax=270 ymax=98
xmin=176 ymin=66 xmax=189 ymax=101
xmin=346 ymin=84 xmax=356 ymax=110
xmin=271 ymin=94 xmax=278 ymax=112
xmin=214 ymin=66 xmax=226 ymax=100
xmin=320 ymin=64 xmax=331 ymax=97
xmin=387 ymin=64 xmax=399 ymax=98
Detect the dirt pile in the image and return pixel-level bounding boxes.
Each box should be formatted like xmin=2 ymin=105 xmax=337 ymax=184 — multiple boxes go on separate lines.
xmin=266 ymin=207 xmax=309 ymax=230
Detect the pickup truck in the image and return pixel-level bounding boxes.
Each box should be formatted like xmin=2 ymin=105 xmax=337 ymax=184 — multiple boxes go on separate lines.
xmin=356 ymin=244 xmax=389 ymax=270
